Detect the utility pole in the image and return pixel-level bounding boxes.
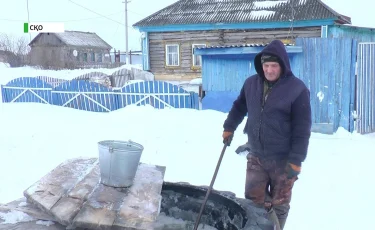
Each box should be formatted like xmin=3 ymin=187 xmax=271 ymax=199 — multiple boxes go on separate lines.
xmin=122 ymin=0 xmax=130 ymax=65
xmin=26 ymin=0 xmax=31 ymax=42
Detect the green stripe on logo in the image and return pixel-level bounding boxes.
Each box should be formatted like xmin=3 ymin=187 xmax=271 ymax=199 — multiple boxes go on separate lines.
xmin=24 ymin=23 xmax=28 ymax=33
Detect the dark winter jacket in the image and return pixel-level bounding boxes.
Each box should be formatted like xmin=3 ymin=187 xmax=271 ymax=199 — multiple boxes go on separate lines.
xmin=223 ymin=40 xmax=312 ymax=166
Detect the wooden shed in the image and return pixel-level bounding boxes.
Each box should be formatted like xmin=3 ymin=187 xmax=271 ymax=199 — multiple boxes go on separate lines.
xmin=28 ymin=30 xmax=112 ymax=69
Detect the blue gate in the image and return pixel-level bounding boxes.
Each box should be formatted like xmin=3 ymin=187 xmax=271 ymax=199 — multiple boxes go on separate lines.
xmin=356 ymin=42 xmax=375 ymax=134
xmin=1 ymin=78 xmax=200 ymax=112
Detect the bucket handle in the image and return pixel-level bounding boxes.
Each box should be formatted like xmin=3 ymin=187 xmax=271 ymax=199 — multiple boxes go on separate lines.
xmin=127 ymin=139 xmax=133 ymax=148
xmin=108 ymin=140 xmax=135 ymax=153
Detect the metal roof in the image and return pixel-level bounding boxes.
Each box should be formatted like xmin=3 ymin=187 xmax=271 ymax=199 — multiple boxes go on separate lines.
xmin=29 ymin=31 xmax=112 ymax=49
xmin=133 ymin=0 xmax=351 ymax=27
xmin=195 ymin=43 xmax=295 ymax=49
xmin=193 ymin=43 xmax=302 ymax=55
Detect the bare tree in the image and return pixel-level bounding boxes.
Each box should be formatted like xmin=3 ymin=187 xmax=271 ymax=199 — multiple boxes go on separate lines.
xmin=0 ymin=33 xmax=29 ymax=67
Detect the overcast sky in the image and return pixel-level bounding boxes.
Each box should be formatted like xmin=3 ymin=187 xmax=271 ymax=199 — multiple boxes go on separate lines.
xmin=0 ymin=0 xmax=371 ymax=52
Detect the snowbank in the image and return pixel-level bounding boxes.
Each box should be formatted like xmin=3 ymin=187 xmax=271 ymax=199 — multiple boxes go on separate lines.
xmin=0 ymin=62 xmax=142 ymax=85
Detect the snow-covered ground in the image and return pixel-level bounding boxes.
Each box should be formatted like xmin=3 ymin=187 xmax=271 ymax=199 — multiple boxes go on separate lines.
xmin=0 ymin=64 xmax=374 ymax=230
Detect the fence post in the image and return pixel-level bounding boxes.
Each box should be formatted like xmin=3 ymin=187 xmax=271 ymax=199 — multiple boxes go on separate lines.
xmin=349 ymin=39 xmax=358 ymax=133
xmin=189 ymin=92 xmax=199 ymax=110
xmin=0 ymin=85 xmax=5 ymax=103
xmin=129 ymin=50 xmax=132 ymax=64
xmin=112 ymin=87 xmax=121 ymax=111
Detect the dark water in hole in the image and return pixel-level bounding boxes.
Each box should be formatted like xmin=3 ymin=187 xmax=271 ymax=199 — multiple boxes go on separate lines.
xmin=154 ymin=183 xmax=248 ymax=230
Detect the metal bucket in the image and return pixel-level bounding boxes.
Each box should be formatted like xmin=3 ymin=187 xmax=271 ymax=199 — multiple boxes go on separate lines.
xmin=98 ymin=140 xmax=144 ymax=188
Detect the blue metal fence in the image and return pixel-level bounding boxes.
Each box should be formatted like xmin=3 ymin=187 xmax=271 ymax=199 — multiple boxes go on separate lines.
xmin=356 ymin=42 xmax=375 ymax=134
xmin=1 ymin=77 xmax=200 ymax=111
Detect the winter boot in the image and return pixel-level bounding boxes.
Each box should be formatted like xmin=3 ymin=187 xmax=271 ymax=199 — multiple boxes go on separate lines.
xmin=278 ymin=218 xmax=286 ymax=230
xmin=267 ymin=208 xmax=281 ymax=230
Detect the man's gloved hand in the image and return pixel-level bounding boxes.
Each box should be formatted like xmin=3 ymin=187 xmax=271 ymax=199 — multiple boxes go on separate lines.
xmin=285 ymin=162 xmax=301 ymax=179
xmin=235 ymin=142 xmax=250 ymax=155
xmin=222 ymin=131 xmax=233 ymax=146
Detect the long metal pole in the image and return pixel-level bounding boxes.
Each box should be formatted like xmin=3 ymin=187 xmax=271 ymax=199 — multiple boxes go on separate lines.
xmin=27 ymin=0 xmax=31 ymax=42
xmin=124 ymin=0 xmax=129 ymax=65
xmin=193 ymin=143 xmax=228 ymax=230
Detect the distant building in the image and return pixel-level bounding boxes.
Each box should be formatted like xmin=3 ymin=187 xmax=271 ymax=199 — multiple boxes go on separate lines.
xmin=110 ymin=50 xmax=143 ymax=67
xmin=28 ymin=30 xmax=112 ymax=69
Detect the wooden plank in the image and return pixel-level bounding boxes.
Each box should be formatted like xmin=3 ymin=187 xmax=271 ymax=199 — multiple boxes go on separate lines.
xmin=0 ymin=198 xmax=86 ymax=230
xmin=72 ymin=164 xmax=166 ymax=230
xmin=23 ymin=158 xmax=98 ymax=226
xmin=71 ymin=184 xmax=124 ymax=229
xmin=149 ymin=31 xmax=219 ymax=40
xmin=49 ymin=164 xmax=101 ymax=226
xmin=150 ymin=37 xmax=220 ymax=43
xmin=0 ymin=198 xmax=56 ymax=222
xmin=224 ymin=29 xmax=321 ymax=38
xmin=0 ymin=221 xmax=68 ymax=230
xmin=148 ymin=27 xmax=321 ymax=42
xmin=113 ymin=165 xmax=166 ymax=230
xmin=22 ymin=157 xmax=166 ymax=229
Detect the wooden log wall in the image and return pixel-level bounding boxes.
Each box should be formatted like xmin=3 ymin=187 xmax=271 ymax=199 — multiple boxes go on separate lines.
xmin=148 ymin=27 xmax=321 ymax=80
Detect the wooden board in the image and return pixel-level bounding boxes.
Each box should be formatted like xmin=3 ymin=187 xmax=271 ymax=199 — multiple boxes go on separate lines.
xmin=24 ymin=158 xmax=98 ymax=215
xmin=50 ymin=163 xmax=101 ymax=226
xmin=113 ymin=165 xmax=165 ymax=229
xmin=23 ymin=157 xmax=166 ymax=230
xmin=0 ymin=197 xmax=86 ymax=230
xmin=72 ymin=164 xmax=166 ymax=230
xmin=0 ymin=197 xmax=56 ymax=222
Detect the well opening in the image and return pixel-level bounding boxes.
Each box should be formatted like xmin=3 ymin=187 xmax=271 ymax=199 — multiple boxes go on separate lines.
xmin=154 ymin=182 xmax=248 ymax=230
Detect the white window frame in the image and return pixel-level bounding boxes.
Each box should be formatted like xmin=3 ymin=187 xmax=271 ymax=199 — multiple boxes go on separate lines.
xmin=165 ymin=44 xmax=180 ymax=66
xmin=192 ymin=44 xmax=206 ymax=67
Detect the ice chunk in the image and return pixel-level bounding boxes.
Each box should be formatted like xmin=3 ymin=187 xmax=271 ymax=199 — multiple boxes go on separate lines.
xmin=0 ymin=210 xmax=35 ymax=224
xmin=36 ymin=220 xmax=55 ymax=226
xmin=152 ymin=212 xmax=218 ymax=230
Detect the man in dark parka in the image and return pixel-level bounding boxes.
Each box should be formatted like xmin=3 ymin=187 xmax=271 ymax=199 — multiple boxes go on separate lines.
xmin=222 ymin=40 xmax=312 ymax=229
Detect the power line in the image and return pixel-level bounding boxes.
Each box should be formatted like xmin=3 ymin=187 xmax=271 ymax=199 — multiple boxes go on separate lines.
xmin=64 ymin=11 xmax=124 ymax=22
xmin=2 ymin=1 xmax=142 ymax=30
xmin=0 ymin=11 xmax=124 ymax=23
xmin=112 ymin=23 xmax=120 ymax=38
xmin=66 ymin=0 xmax=138 ymax=30
xmin=127 ymin=9 xmax=146 ymax=17
xmin=67 ymin=0 xmax=125 ymax=26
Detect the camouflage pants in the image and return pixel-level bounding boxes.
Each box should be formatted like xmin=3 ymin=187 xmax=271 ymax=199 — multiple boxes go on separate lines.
xmin=244 ymin=154 xmax=298 ymax=220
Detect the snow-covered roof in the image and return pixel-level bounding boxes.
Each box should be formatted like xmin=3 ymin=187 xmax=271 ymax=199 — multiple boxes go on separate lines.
xmin=55 ymin=31 xmax=111 ymax=49
xmin=29 ymin=31 xmax=112 ymax=49
xmin=133 ymin=0 xmax=351 ymax=27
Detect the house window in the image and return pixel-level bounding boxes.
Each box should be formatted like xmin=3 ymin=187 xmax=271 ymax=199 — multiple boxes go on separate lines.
xmin=91 ymin=52 xmax=95 ymax=62
xmin=192 ymin=44 xmax=206 ymax=67
xmin=97 ymin=53 xmax=102 ymax=62
xmin=83 ymin=53 xmax=87 ymax=62
xmin=165 ymin=44 xmax=179 ymax=66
